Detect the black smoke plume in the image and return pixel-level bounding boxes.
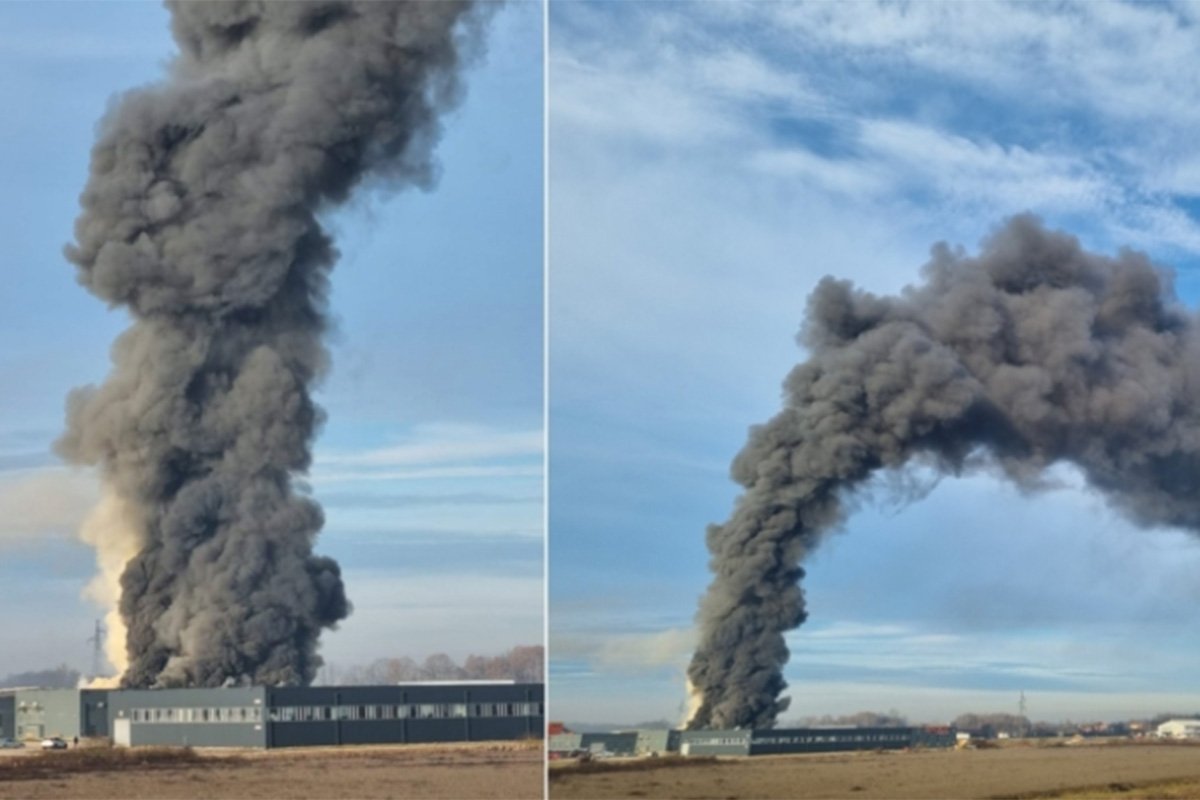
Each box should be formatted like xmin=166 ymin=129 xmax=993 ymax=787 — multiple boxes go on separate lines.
xmin=58 ymin=1 xmax=487 ymax=688
xmin=687 ymin=214 xmax=1200 ymax=729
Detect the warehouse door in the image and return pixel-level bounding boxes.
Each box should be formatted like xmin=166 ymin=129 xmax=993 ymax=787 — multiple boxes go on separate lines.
xmin=113 ymin=719 xmax=131 ymax=747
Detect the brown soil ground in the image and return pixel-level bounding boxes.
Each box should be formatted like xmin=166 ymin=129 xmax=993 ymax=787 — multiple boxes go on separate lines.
xmin=0 ymin=740 xmax=543 ymax=800
xmin=548 ymin=740 xmax=1200 ymax=800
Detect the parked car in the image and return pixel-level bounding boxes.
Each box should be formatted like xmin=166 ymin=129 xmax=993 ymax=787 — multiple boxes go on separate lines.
xmin=40 ymin=737 xmax=67 ymax=750
xmin=0 ymin=738 xmax=23 ymax=749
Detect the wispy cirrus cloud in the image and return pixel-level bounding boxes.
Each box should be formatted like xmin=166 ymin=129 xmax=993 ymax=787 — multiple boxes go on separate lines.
xmin=311 ymin=423 xmax=542 ymax=486
xmin=317 ymin=423 xmax=542 ymax=469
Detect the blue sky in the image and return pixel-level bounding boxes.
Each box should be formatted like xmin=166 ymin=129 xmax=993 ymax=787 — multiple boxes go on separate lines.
xmin=549 ymin=0 xmax=1200 ymax=725
xmin=0 ymin=2 xmax=543 ymax=677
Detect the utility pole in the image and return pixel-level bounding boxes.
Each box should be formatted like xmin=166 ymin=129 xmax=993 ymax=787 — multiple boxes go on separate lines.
xmin=1019 ymin=690 xmax=1028 ymax=737
xmin=86 ymin=619 xmax=106 ymax=679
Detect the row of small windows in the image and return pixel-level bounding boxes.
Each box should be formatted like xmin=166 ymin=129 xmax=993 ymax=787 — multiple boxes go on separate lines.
xmin=129 ymin=706 xmax=262 ymax=724
xmin=754 ymin=733 xmax=909 ymax=745
xmin=270 ymin=702 xmax=543 ymax=722
xmin=127 ymin=702 xmax=542 ymax=725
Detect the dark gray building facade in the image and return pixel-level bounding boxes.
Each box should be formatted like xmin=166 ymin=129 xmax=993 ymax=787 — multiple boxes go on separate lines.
xmin=749 ymin=726 xmax=918 ymax=755
xmin=679 ymin=726 xmax=955 ymax=757
xmin=0 ymin=693 xmax=13 ymax=740
xmin=107 ymin=682 xmax=543 ymax=749
xmin=109 ymin=686 xmax=267 ymax=748
xmin=265 ymin=683 xmax=542 ymax=748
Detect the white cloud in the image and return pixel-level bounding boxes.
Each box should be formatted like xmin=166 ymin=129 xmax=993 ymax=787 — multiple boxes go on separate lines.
xmin=0 ymin=467 xmax=97 ymax=546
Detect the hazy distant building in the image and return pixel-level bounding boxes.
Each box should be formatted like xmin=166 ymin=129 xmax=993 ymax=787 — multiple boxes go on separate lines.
xmin=635 ymin=728 xmax=680 ymax=755
xmin=678 ymin=726 xmax=954 ymax=757
xmin=548 ymin=730 xmax=583 ymax=754
xmin=1156 ymin=719 xmax=1200 ymax=739
xmin=679 ymin=728 xmax=752 ymax=756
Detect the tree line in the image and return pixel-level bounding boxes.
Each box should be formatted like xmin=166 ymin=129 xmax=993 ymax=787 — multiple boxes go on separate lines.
xmin=321 ymin=645 xmax=544 ymax=685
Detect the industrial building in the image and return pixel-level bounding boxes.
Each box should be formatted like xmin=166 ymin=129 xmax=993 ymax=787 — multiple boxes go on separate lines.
xmin=551 ymin=726 xmax=955 ymax=759
xmin=635 ymin=728 xmax=680 ymax=755
xmin=0 ymin=688 xmax=109 ymax=741
xmin=1156 ymin=719 xmax=1200 ymax=739
xmin=1 ymin=683 xmax=542 ymax=749
xmin=547 ymin=728 xmax=682 ymax=758
xmin=680 ymin=726 xmax=954 ymax=756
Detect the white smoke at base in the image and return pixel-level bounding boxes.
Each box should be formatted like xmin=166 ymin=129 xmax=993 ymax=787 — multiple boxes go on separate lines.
xmin=684 ymin=678 xmax=704 ymax=727
xmin=78 ymin=488 xmax=143 ymax=683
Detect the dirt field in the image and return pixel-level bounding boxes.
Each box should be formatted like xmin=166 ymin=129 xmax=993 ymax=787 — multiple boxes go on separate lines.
xmin=548 ymin=740 xmax=1200 ymax=799
xmin=0 ymin=740 xmax=543 ymax=800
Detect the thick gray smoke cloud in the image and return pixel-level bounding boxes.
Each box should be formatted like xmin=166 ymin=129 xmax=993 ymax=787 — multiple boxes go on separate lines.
xmin=58 ymin=1 xmax=485 ymax=688
xmin=687 ymin=214 xmax=1200 ymax=729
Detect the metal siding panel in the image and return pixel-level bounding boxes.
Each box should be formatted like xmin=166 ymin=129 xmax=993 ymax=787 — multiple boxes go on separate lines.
xmin=471 ymin=717 xmax=535 ymax=742
xmin=336 ymin=721 xmax=411 ymax=745
xmin=17 ymin=690 xmax=83 ymax=739
xmin=80 ymin=691 xmax=110 ymax=737
xmin=107 ymin=688 xmax=268 ymax=748
xmin=679 ymin=729 xmax=751 ymax=757
xmin=406 ymin=719 xmax=469 ymax=744
xmin=748 ymin=727 xmax=915 ymax=756
xmin=268 ymin=723 xmax=337 ymax=748
xmin=129 ymin=722 xmax=265 ymax=748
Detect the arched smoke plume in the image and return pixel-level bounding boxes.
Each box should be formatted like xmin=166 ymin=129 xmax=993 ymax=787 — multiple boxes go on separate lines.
xmin=58 ymin=0 xmax=487 ymax=688
xmin=688 ymin=215 xmax=1200 ymax=729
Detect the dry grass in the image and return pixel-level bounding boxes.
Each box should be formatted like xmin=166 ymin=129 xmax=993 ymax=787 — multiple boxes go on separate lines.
xmin=996 ymin=776 xmax=1200 ymax=799
xmin=0 ymin=747 xmax=237 ymax=783
xmin=548 ymin=741 xmax=1200 ymax=800
xmin=0 ymin=742 xmax=541 ymax=800
xmin=550 ymin=756 xmax=716 ymax=778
